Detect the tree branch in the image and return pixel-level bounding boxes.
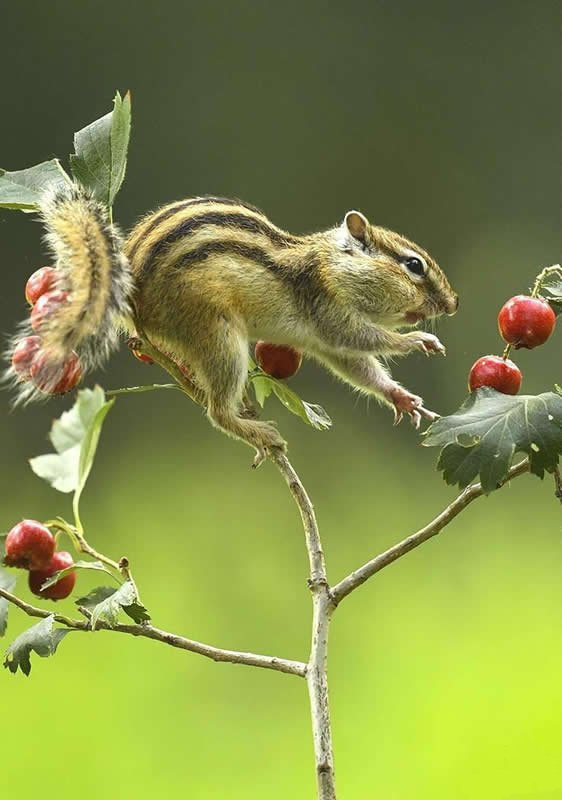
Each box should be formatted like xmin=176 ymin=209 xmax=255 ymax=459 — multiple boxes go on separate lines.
xmin=269 ymin=449 xmax=337 ymax=800
xmin=331 ymin=459 xmax=530 ymax=606
xmin=270 ymin=449 xmax=328 ymax=586
xmin=0 ymin=587 xmax=306 ymax=677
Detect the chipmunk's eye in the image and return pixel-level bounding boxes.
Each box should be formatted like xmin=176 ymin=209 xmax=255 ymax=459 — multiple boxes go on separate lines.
xmin=404 ymin=257 xmax=425 ymax=276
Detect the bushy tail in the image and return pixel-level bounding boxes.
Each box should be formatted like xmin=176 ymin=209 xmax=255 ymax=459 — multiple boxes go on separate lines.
xmin=7 ymin=182 xmax=134 ymax=402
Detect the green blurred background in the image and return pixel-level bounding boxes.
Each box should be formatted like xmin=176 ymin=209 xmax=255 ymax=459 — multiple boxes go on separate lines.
xmin=1 ymin=1 xmax=562 ymax=797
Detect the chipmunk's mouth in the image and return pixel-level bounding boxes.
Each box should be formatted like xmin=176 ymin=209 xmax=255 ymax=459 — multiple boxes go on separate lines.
xmin=404 ymin=311 xmax=426 ymax=324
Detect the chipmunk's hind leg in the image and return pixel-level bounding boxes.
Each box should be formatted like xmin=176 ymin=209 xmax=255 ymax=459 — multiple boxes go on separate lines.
xmin=193 ymin=316 xmax=286 ymax=458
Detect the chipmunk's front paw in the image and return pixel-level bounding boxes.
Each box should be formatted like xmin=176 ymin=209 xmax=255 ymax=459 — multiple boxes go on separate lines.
xmin=407 ymin=331 xmax=446 ymax=356
xmin=389 ymin=386 xmax=439 ymax=430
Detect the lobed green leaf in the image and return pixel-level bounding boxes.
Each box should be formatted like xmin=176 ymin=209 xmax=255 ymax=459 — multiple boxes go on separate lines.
xmin=4 ymin=616 xmax=72 ymax=676
xmin=76 ymin=586 xmax=117 ymax=610
xmin=423 ymin=388 xmax=562 ymax=493
xmin=70 ymin=90 xmax=131 ymax=207
xmin=0 ymin=159 xmax=69 ymax=211
xmin=82 ymin=581 xmax=150 ymax=629
xmin=540 ymin=266 xmax=562 ymax=315
xmin=29 ymin=387 xmax=114 ymax=494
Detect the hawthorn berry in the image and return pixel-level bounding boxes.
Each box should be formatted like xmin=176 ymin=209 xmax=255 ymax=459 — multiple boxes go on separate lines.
xmin=498 ymin=295 xmax=556 ymax=349
xmin=3 ymin=520 xmax=56 ymax=570
xmin=255 ymin=341 xmax=303 ymax=379
xmin=30 ymin=351 xmax=82 ymax=395
xmin=131 ymin=349 xmax=154 ymax=364
xmin=11 ymin=335 xmax=42 ymax=380
xmin=28 ymin=551 xmax=76 ymax=601
xmin=30 ymin=289 xmax=70 ymax=331
xmin=25 ymin=266 xmax=58 ymax=306
xmin=468 ymin=355 xmax=522 ymax=395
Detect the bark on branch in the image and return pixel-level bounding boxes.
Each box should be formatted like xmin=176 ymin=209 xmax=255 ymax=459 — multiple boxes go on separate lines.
xmin=331 ymin=459 xmax=530 ymax=605
xmin=0 ymin=586 xmax=306 ymax=677
xmin=270 ymin=449 xmax=337 ymax=800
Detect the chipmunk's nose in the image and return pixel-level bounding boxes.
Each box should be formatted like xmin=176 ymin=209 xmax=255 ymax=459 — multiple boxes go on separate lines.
xmin=446 ymin=294 xmax=459 ymax=316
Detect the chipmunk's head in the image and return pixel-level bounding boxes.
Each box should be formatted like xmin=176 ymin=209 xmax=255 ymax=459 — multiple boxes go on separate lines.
xmin=337 ymin=210 xmax=458 ymax=325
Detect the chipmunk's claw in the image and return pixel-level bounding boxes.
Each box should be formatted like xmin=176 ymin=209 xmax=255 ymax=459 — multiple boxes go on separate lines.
xmin=409 ymin=332 xmax=447 ymax=356
xmin=252 ymin=448 xmax=267 ymax=469
xmin=390 ymin=386 xmax=440 ymax=429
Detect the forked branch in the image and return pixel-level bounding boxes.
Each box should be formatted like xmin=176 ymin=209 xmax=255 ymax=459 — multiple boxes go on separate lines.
xmin=1 ymin=357 xmax=537 ymax=800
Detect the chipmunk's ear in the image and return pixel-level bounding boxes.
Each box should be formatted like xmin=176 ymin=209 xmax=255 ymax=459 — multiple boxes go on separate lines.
xmin=344 ymin=211 xmax=371 ymax=246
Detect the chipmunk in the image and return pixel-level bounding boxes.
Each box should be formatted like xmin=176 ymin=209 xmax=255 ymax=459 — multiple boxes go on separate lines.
xmin=9 ymin=185 xmax=458 ymax=457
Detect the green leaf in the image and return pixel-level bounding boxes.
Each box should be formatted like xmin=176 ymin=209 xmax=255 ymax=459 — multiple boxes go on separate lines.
xmin=0 ymin=569 xmax=16 ymax=638
xmin=70 ymin=90 xmax=131 ymax=207
xmin=422 ymin=388 xmax=562 ymax=493
xmin=0 ymin=160 xmax=70 ymax=211
xmin=249 ymin=372 xmax=332 ymax=430
xmin=122 ymin=600 xmax=152 ymax=625
xmin=40 ymin=560 xmax=111 ymax=591
xmin=4 ymin=616 xmax=72 ymax=676
xmin=540 ymin=265 xmax=562 ymax=315
xmin=252 ymin=375 xmax=274 ymax=408
xmin=75 ymin=586 xmax=117 ymax=610
xmin=83 ymin=581 xmax=150 ymax=629
xmin=76 ymin=396 xmax=115 ymax=504
xmin=29 ymin=387 xmax=114 ymax=494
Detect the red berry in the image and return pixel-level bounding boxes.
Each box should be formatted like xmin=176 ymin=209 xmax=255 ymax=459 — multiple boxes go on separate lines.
xmin=468 ymin=355 xmax=522 ymax=395
xmin=11 ymin=335 xmax=42 ymax=380
xmin=25 ymin=267 xmax=58 ymax=306
xmin=498 ymin=295 xmax=556 ymax=349
xmin=3 ymin=520 xmax=56 ymax=570
xmin=30 ymin=289 xmax=70 ymax=331
xmin=30 ymin=351 xmax=82 ymax=395
xmin=255 ymin=341 xmax=303 ymax=379
xmin=28 ymin=551 xmax=76 ymax=601
xmin=131 ymin=349 xmax=154 ymax=364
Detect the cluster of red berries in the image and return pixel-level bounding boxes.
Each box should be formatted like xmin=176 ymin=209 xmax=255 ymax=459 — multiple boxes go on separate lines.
xmin=3 ymin=520 xmax=76 ymax=600
xmin=11 ymin=267 xmax=82 ymax=395
xmin=469 ymin=294 xmax=556 ymax=395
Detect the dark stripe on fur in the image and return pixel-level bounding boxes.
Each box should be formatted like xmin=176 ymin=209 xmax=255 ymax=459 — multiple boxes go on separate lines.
xmin=169 ymin=240 xmax=323 ymax=318
xmin=127 ymin=197 xmax=268 ymax=264
xmin=138 ymin=211 xmax=302 ymax=275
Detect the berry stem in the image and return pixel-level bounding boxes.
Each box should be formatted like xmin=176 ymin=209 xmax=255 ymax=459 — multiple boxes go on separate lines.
xmin=554 ymin=467 xmax=562 ymax=502
xmin=530 ymin=264 xmax=562 ymax=298
xmin=45 ymin=517 xmax=121 ymax=574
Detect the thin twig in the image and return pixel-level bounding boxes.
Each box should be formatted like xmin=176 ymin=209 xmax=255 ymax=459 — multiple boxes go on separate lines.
xmin=47 ymin=518 xmax=120 ymax=572
xmin=270 ymin=449 xmax=328 ymax=585
xmin=0 ymin=587 xmax=306 ymax=677
xmin=553 ymin=466 xmax=562 ymax=502
xmin=0 ymin=587 xmax=85 ymax=628
xmin=331 ymin=459 xmax=530 ymax=605
xmin=106 ymin=383 xmax=181 ymax=396
xmin=269 ymin=449 xmax=337 ymax=800
xmin=128 ymin=326 xmax=207 ymax=407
